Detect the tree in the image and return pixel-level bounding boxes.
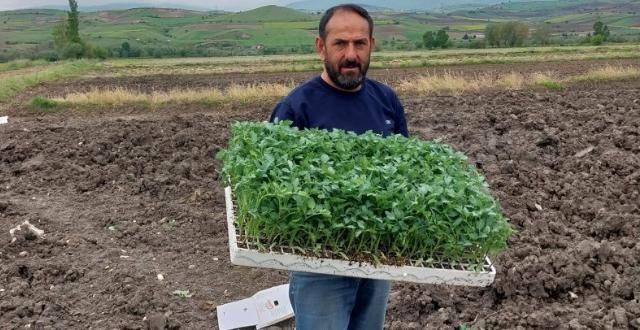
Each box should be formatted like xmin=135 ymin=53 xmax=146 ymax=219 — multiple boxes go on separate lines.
xmin=532 ymin=24 xmax=552 ymax=45
xmin=593 ymin=20 xmax=610 ymax=41
xmin=120 ymin=41 xmax=131 ymax=57
xmin=435 ymin=29 xmax=449 ymax=48
xmin=423 ymin=29 xmax=450 ymax=49
xmin=52 ymin=20 xmax=68 ymax=52
xmin=485 ymin=21 xmax=528 ymax=47
xmin=51 ymin=0 xmax=97 ymax=59
xmin=589 ymin=20 xmax=610 ymax=45
xmin=423 ymin=31 xmax=436 ymax=49
xmin=593 ymin=21 xmax=604 ymax=36
xmin=66 ymin=0 xmax=81 ymax=43
xmin=485 ymin=24 xmax=499 ymax=47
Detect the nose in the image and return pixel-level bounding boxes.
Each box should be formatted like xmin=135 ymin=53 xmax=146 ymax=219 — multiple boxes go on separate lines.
xmin=345 ymin=42 xmax=357 ymax=60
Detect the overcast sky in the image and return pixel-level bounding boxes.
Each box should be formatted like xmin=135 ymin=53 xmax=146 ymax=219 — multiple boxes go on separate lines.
xmin=0 ymin=0 xmax=292 ymax=11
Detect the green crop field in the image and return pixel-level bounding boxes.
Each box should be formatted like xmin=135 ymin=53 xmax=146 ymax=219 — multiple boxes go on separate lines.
xmin=1 ymin=1 xmax=639 ymax=60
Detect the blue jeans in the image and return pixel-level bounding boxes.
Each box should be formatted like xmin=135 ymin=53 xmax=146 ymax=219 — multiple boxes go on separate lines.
xmin=288 ymin=272 xmax=391 ymax=330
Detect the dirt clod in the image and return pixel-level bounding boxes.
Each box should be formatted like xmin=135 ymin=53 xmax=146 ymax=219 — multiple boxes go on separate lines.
xmin=1 ymin=60 xmax=639 ymax=329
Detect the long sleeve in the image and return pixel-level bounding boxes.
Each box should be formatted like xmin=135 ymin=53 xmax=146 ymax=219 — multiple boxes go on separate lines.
xmin=392 ymin=95 xmax=409 ymax=137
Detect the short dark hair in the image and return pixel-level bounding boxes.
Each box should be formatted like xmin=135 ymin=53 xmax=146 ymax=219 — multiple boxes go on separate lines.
xmin=318 ymin=4 xmax=373 ymax=40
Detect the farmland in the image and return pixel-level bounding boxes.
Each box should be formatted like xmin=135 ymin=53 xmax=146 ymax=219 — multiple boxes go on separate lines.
xmin=1 ymin=48 xmax=640 ymax=330
xmin=1 ymin=1 xmax=640 ymax=60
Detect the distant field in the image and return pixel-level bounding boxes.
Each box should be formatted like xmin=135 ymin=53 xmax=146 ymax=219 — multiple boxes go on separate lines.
xmin=1 ymin=2 xmax=639 ymax=58
xmin=1 ymin=44 xmax=637 ymax=103
xmin=94 ymin=44 xmax=640 ymax=76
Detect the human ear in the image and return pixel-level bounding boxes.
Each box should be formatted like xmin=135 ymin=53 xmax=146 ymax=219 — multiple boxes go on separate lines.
xmin=316 ymin=36 xmax=326 ymax=61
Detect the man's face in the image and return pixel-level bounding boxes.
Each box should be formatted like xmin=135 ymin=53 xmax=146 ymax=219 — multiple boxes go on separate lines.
xmin=316 ymin=10 xmax=375 ymax=91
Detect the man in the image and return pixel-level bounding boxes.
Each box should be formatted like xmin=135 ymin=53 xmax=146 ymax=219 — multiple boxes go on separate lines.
xmin=269 ymin=4 xmax=408 ymax=330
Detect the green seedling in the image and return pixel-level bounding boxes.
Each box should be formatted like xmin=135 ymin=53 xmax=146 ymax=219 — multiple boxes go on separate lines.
xmin=172 ymin=289 xmax=193 ymax=298
xmin=218 ymin=121 xmax=512 ymax=268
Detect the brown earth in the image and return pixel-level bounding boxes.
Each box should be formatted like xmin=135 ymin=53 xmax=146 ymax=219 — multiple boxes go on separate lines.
xmin=1 ymin=60 xmax=639 ymax=329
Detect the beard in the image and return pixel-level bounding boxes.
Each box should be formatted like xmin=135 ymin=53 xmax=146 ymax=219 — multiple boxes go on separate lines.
xmin=324 ymin=58 xmax=370 ymax=90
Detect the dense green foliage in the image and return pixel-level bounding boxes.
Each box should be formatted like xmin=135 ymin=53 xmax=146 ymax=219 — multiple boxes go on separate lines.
xmin=585 ymin=20 xmax=611 ymax=45
xmin=423 ymin=29 xmax=450 ymax=49
xmin=218 ymin=122 xmax=511 ymax=266
xmin=485 ymin=21 xmax=529 ymax=47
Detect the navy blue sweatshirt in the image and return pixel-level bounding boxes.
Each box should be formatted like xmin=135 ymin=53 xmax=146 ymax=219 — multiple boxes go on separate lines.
xmin=269 ymin=76 xmax=408 ymax=137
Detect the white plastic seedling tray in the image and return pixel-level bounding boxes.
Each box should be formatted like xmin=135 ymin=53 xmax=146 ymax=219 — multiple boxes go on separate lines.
xmin=225 ymin=186 xmax=496 ymax=286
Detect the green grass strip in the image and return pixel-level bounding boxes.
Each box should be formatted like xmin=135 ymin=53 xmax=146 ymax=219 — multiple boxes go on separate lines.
xmin=0 ymin=59 xmax=98 ymax=103
xmin=0 ymin=59 xmax=48 ymax=73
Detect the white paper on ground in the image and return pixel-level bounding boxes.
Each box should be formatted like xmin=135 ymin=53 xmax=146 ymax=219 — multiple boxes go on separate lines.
xmin=216 ymin=284 xmax=293 ymax=330
xmin=0 ymin=116 xmax=7 ymax=125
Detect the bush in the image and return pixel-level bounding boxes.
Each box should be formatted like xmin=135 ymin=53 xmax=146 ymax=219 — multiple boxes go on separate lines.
xmin=88 ymin=45 xmax=109 ymax=59
xmin=61 ymin=42 xmax=85 ymax=59
xmin=31 ymin=96 xmax=61 ymax=110
xmin=30 ymin=50 xmax=59 ymax=62
xmin=468 ymin=39 xmax=486 ymax=49
xmin=591 ymin=34 xmax=605 ymax=46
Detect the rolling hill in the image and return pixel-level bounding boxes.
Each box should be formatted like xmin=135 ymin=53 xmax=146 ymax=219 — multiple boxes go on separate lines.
xmin=0 ymin=2 xmax=638 ymax=61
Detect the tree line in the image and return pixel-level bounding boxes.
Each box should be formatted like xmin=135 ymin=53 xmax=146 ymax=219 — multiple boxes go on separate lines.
xmin=422 ymin=20 xmax=614 ymax=49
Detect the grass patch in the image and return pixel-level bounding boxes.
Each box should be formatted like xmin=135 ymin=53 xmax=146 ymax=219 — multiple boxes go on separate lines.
xmin=539 ymin=80 xmax=565 ymax=90
xmin=0 ymin=59 xmax=48 ymax=73
xmin=51 ymin=83 xmax=294 ymax=107
xmin=0 ymin=60 xmax=98 ymax=103
xmin=531 ymin=72 xmax=565 ymax=90
xmin=397 ymin=71 xmax=493 ymax=95
xmin=573 ymin=65 xmax=640 ymax=82
xmin=30 ymin=96 xmax=62 ymax=109
xmin=398 ymin=70 xmax=576 ymax=94
xmin=495 ymin=72 xmax=525 ymax=90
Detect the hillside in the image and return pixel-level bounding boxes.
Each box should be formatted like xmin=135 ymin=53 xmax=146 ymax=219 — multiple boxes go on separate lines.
xmin=1 ymin=2 xmax=639 ymax=61
xmin=212 ymin=5 xmax=315 ymax=22
xmin=287 ymin=0 xmax=504 ymax=11
xmin=455 ymin=0 xmax=640 ymax=34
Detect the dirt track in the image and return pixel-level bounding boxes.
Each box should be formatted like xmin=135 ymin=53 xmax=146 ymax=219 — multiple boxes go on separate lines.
xmin=1 ymin=59 xmax=640 ymax=329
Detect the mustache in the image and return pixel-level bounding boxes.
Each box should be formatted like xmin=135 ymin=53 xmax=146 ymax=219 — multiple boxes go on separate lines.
xmin=340 ymin=60 xmax=361 ymax=69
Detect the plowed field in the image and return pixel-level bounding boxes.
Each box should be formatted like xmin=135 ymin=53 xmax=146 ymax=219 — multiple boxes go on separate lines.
xmin=1 ymin=59 xmax=639 ymax=329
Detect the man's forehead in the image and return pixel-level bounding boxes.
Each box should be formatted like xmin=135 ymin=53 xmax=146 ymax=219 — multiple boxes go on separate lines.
xmin=324 ymin=9 xmax=370 ymax=38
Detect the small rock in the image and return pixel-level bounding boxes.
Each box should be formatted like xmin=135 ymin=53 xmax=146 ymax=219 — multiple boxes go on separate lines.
xmin=574 ymin=146 xmax=594 ymax=158
xmin=188 ymin=265 xmax=196 ymax=269
xmin=406 ymin=322 xmax=420 ymax=330
xmin=157 ymin=274 xmax=164 ymax=281
xmin=568 ymin=318 xmax=587 ymax=330
xmin=612 ymin=307 xmax=628 ymax=327
xmin=19 ymin=251 xmax=28 ymax=257
xmin=569 ymin=291 xmax=578 ymax=299
xmin=147 ymin=312 xmax=167 ymax=330
xmin=536 ymin=134 xmax=559 ymax=148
